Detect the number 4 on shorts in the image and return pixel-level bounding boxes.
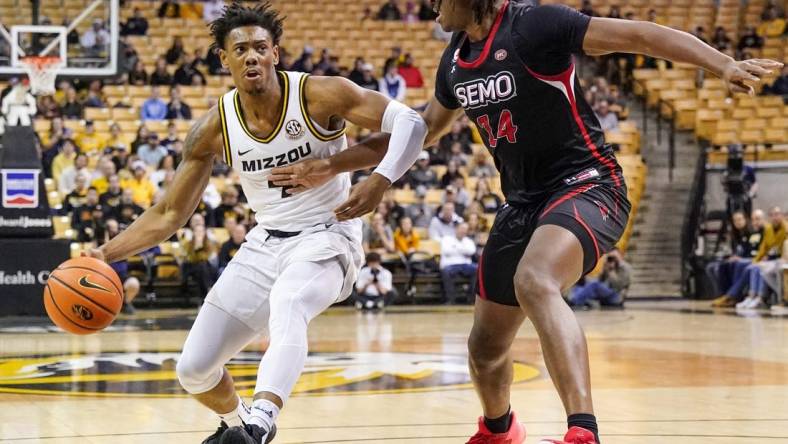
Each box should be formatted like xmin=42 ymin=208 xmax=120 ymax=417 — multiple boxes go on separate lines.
xmin=476 ymin=109 xmax=518 ymax=148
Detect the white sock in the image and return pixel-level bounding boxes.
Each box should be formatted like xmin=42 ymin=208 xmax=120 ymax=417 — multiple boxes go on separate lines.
xmin=248 ymin=398 xmax=280 ymax=433
xmin=218 ymin=395 xmax=250 ymax=427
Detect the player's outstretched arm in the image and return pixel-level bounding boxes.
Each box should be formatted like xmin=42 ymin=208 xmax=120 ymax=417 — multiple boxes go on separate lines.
xmin=85 ymin=110 xmax=222 ymax=263
xmin=583 ymin=18 xmax=783 ymax=94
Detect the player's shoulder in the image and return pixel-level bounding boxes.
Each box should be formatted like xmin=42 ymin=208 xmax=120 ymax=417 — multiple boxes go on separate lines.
xmin=511 ymin=2 xmax=580 ymax=26
xmin=184 ymin=105 xmax=223 ymax=158
xmin=302 ymin=74 xmax=357 ymax=99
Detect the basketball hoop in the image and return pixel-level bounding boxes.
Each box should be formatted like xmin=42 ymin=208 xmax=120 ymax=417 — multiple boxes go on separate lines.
xmin=20 ymin=56 xmax=63 ymax=96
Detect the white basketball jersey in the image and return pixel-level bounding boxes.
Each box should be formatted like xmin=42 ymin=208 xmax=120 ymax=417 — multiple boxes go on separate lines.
xmin=218 ymin=71 xmax=351 ymax=231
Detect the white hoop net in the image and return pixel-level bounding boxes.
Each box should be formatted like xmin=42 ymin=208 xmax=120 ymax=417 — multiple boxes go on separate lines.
xmin=20 ymin=56 xmax=63 ymax=96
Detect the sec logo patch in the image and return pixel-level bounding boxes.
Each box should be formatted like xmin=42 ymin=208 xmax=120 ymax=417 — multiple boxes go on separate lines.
xmin=285 ymin=120 xmax=304 ymax=139
xmin=495 ymin=49 xmax=508 ymax=61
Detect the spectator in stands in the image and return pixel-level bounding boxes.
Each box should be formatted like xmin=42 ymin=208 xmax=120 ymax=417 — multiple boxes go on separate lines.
xmin=385 ymin=46 xmax=403 ymax=69
xmin=128 ymin=60 xmax=148 ymax=85
xmin=160 ymin=121 xmax=180 ymax=148
xmin=403 ymin=1 xmax=419 ymax=24
xmin=398 ymin=53 xmax=424 ymax=88
xmin=158 ymin=0 xmax=180 ymax=18
xmin=594 ymin=100 xmax=619 ymax=132
xmin=190 ymin=73 xmax=207 ymax=86
xmin=738 ymin=26 xmax=764 ymax=54
xmin=691 ymin=26 xmax=708 ymax=43
xmin=81 ymin=19 xmax=110 ymax=57
xmin=394 ymin=216 xmax=420 ymax=255
xmin=181 ymin=222 xmax=216 ymax=300
xmin=166 ymin=86 xmax=192 ymax=119
xmin=348 ymin=58 xmax=365 ymax=84
xmin=446 ymin=142 xmax=469 ymax=166
xmin=475 ymin=178 xmax=502 ymax=214
xmin=711 ymin=26 xmax=732 ymax=52
xmin=465 ymin=211 xmax=489 ymax=251
xmin=166 ymin=36 xmax=186 ymax=65
xmin=218 ymin=223 xmax=246 ymax=274
xmin=131 ymin=124 xmax=151 ymax=154
xmin=51 ymin=138 xmax=77 ymax=185
xmin=763 ymin=65 xmax=788 ymax=97
xmin=439 ymin=121 xmax=472 ymax=163
xmin=37 ymin=95 xmax=60 ymax=119
xmin=150 ymin=57 xmax=173 ymax=85
xmin=580 ymin=0 xmax=596 ymax=17
xmin=141 ymin=86 xmax=168 ymax=121
xmin=407 ymin=151 xmax=438 ymax=188
xmin=708 ymin=210 xmax=762 ymax=304
xmin=570 ymin=249 xmax=630 ymax=308
xmin=758 ymin=8 xmax=787 ymax=37
xmin=418 ymin=0 xmax=438 ymax=21
xmin=71 ymin=187 xmax=104 ymax=242
xmin=429 ymin=202 xmax=463 ymax=240
xmin=405 ymin=185 xmax=433 ymax=228
xmin=122 ymin=8 xmax=149 ymax=36
xmin=60 ymin=87 xmax=83 ymax=119
xmin=121 ymin=160 xmax=156 ymax=207
xmin=763 ymin=0 xmax=786 ymax=19
xmin=440 ymin=222 xmax=477 ymax=304
xmin=59 ymin=153 xmax=89 ymax=195
xmin=450 ymin=176 xmax=471 ymax=208
xmin=291 ymin=46 xmax=314 ymax=73
xmin=105 ymin=123 xmax=126 ymax=152
xmin=100 ymin=174 xmax=123 ymax=210
xmin=471 ymin=152 xmax=497 ymax=178
xmin=441 ymin=184 xmax=466 ymax=216
xmin=357 ymin=63 xmax=379 ymax=91
xmin=211 ymin=188 xmax=241 ymax=228
xmin=606 ymin=5 xmax=621 ymax=19
xmin=381 ymin=190 xmax=407 ymax=226
xmin=84 ymin=82 xmax=106 ymax=109
xmin=206 ymin=47 xmax=228 ymax=75
xmin=174 ymin=54 xmax=205 ymax=86
xmin=203 ymin=0 xmax=225 ymax=23
xmin=149 ymin=154 xmax=176 ymax=187
xmin=91 ymin=157 xmax=116 ymax=194
xmin=364 ymin=212 xmax=396 ymax=255
xmin=354 ymin=252 xmax=395 ymax=310
xmin=379 ymin=59 xmax=407 ymax=101
xmin=74 ymin=120 xmax=106 ymax=155
xmin=137 ymin=133 xmax=168 ymax=168
xmin=378 ymin=0 xmax=402 ymax=21
xmin=62 ymin=172 xmax=90 ymax=214
xmin=113 ymin=188 xmax=144 ymax=227
xmin=440 ymin=160 xmax=463 ymax=188
xmin=735 ymin=208 xmax=787 ymax=310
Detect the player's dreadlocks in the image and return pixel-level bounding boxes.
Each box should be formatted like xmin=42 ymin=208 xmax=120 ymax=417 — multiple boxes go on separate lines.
xmin=209 ymin=1 xmax=284 ymax=52
xmin=433 ymin=0 xmax=496 ymax=24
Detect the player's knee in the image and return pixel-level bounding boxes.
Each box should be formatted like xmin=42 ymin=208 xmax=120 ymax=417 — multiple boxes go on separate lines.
xmin=513 ymin=265 xmax=559 ymax=307
xmin=468 ymin=327 xmax=508 ymax=372
xmin=175 ymin=351 xmax=223 ymax=395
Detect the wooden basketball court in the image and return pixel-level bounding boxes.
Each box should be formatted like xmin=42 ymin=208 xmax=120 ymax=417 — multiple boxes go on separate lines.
xmin=1 ymin=301 xmax=787 ymax=443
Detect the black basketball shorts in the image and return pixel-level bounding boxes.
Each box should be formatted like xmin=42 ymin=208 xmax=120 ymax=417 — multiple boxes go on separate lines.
xmin=475 ymin=183 xmax=631 ymax=307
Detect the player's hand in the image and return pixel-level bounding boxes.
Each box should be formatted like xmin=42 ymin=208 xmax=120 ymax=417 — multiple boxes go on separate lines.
xmin=81 ymin=247 xmax=106 ymax=262
xmin=721 ymin=59 xmax=783 ymax=95
xmin=269 ymin=159 xmax=336 ymax=195
xmin=334 ymin=173 xmax=391 ymax=221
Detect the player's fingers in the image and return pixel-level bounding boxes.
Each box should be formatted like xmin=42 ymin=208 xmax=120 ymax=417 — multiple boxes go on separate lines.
xmin=267 ymin=173 xmax=292 ymax=182
xmin=741 ymin=62 xmax=770 ymax=77
xmin=751 ymin=59 xmax=784 ymax=68
xmin=735 ymin=67 xmax=760 ymax=82
xmin=285 ymin=186 xmax=307 ymax=195
xmin=729 ymin=81 xmax=752 ymax=95
xmin=270 ymin=165 xmax=295 ymax=175
xmin=333 ymin=198 xmax=356 ymax=216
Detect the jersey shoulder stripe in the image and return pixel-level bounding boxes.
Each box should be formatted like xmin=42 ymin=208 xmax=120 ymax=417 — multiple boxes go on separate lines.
xmin=217 ymin=94 xmax=232 ymax=166
xmin=232 ymin=71 xmax=290 ymax=144
xmin=298 ymin=74 xmax=346 ymax=142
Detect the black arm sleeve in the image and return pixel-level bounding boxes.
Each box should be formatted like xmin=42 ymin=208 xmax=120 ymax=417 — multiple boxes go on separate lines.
xmin=512 ymin=4 xmax=591 ymax=75
xmin=434 ymin=46 xmax=461 ymax=110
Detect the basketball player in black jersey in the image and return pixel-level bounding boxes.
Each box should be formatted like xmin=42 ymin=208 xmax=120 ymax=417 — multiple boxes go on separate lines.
xmin=270 ymin=1 xmax=782 ymax=443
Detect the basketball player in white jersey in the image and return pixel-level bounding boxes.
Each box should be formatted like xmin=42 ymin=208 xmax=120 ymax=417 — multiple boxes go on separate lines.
xmin=85 ymin=3 xmax=427 ymax=443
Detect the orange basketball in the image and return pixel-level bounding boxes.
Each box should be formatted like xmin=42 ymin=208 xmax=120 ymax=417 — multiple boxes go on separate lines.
xmin=43 ymin=257 xmax=124 ymax=335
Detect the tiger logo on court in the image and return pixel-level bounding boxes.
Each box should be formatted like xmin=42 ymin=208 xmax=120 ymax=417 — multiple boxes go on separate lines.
xmin=0 ymin=352 xmax=541 ymax=397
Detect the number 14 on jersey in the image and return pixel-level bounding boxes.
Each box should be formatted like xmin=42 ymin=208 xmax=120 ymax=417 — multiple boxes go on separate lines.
xmin=476 ymin=109 xmax=518 ymax=149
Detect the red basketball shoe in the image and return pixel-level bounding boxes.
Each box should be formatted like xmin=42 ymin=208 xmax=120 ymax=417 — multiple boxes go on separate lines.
xmin=466 ymin=411 xmax=526 ymax=444
xmin=537 ymin=426 xmax=598 ymax=444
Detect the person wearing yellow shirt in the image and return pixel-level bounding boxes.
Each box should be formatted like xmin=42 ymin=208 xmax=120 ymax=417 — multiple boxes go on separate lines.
xmin=50 ymin=139 xmax=78 ymax=184
xmin=106 ymin=123 xmax=131 ymax=151
xmin=394 ymin=216 xmax=421 ymax=255
xmin=73 ymin=120 xmax=108 ymax=155
xmin=120 ymin=161 xmax=156 ymax=208
xmin=754 ymin=207 xmax=787 ymax=262
xmin=90 ymin=157 xmax=117 ymax=195
xmin=757 ymin=10 xmax=787 ymax=38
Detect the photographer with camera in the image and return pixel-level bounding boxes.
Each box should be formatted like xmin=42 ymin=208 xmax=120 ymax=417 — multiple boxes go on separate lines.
xmin=354 ymin=252 xmax=395 ymax=310
xmin=569 ymin=248 xmax=631 ymax=309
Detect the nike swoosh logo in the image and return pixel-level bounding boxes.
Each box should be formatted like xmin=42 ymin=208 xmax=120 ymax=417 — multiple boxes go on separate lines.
xmin=253 ymin=406 xmax=274 ymax=418
xmin=78 ymin=275 xmax=111 ymax=293
xmin=238 ymin=148 xmax=255 ymax=156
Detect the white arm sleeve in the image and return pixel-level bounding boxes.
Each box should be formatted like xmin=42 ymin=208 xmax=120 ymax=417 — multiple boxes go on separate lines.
xmin=373 ymin=100 xmax=428 ymax=183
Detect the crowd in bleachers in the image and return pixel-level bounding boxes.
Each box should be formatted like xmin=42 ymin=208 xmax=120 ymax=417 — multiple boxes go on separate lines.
xmin=0 ymin=0 xmax=699 ymax=309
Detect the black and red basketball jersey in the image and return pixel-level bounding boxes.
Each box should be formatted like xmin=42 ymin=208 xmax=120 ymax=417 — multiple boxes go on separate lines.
xmin=435 ymin=0 xmax=624 ymax=205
